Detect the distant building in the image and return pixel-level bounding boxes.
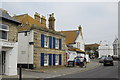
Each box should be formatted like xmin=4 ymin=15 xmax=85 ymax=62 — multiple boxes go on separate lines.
xmin=113 ymin=38 xmax=119 ymax=59
xmin=60 ymin=26 xmax=85 ymax=63
xmin=0 ymin=9 xmax=21 ymax=75
xmin=98 ymin=41 xmax=113 ymax=58
xmin=14 ymin=13 xmax=66 ymax=68
xmin=85 ymin=43 xmax=100 ymax=58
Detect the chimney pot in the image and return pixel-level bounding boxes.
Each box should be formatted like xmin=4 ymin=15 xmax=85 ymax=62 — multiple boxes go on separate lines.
xmin=48 ymin=13 xmax=55 ymax=31
xmin=34 ymin=12 xmax=40 ymax=22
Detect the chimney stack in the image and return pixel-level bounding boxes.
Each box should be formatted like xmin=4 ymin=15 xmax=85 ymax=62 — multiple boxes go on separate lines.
xmin=48 ymin=13 xmax=55 ymax=31
xmin=41 ymin=15 xmax=46 ymax=27
xmin=34 ymin=12 xmax=40 ymax=22
xmin=78 ymin=25 xmax=83 ymax=36
xmin=78 ymin=25 xmax=82 ymax=31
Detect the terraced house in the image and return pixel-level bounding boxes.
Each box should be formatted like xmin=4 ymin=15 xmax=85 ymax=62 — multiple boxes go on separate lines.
xmin=0 ymin=9 xmax=21 ymax=75
xmin=13 ymin=12 xmax=66 ymax=69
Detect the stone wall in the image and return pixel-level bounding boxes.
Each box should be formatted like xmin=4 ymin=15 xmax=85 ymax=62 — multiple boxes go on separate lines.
xmin=33 ymin=29 xmax=66 ymax=68
xmin=1 ymin=20 xmax=18 ymax=42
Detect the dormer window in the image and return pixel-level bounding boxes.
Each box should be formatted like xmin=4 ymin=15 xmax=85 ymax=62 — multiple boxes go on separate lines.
xmin=0 ymin=24 xmax=9 ymax=40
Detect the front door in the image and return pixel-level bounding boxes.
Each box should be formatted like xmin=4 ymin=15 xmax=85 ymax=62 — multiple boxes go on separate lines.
xmin=0 ymin=51 xmax=6 ymax=75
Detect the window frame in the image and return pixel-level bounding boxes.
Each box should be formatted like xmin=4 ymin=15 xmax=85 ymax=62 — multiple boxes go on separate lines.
xmin=44 ymin=54 xmax=49 ymax=66
xmin=44 ymin=35 xmax=49 ymax=48
xmin=56 ymin=38 xmax=59 ymax=49
xmin=0 ymin=24 xmax=9 ymax=41
xmin=77 ymin=42 xmax=80 ymax=49
xmin=55 ymin=54 xmax=59 ymax=65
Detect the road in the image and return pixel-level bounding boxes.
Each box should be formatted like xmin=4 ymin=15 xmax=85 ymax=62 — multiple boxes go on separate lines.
xmin=1 ymin=60 xmax=119 ymax=80
xmin=55 ymin=61 xmax=119 ymax=78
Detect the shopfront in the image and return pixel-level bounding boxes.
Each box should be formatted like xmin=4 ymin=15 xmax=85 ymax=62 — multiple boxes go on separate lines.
xmin=0 ymin=41 xmax=18 ymax=75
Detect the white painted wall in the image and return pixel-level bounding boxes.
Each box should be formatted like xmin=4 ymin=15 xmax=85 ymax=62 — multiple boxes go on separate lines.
xmin=5 ymin=42 xmax=18 ymax=75
xmin=113 ymin=38 xmax=119 ymax=56
xmin=74 ymin=31 xmax=85 ymax=51
xmin=98 ymin=45 xmax=113 ymax=58
xmin=18 ymin=30 xmax=34 ymax=64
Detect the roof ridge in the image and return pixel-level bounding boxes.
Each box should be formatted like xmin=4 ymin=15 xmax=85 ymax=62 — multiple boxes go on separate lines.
xmin=59 ymin=30 xmax=78 ymax=32
xmin=13 ymin=14 xmax=28 ymax=17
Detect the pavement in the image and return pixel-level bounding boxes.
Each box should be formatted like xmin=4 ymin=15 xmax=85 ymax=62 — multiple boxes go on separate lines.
xmin=1 ymin=59 xmax=101 ymax=79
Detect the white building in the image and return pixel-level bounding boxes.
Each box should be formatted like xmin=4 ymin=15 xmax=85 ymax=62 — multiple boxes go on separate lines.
xmin=60 ymin=25 xmax=85 ymax=63
xmin=98 ymin=41 xmax=113 ymax=58
xmin=0 ymin=9 xmax=20 ymax=75
xmin=113 ymin=38 xmax=119 ymax=58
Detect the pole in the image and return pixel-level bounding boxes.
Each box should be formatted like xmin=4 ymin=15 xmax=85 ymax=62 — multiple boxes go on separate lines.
xmin=19 ymin=65 xmax=22 ymax=80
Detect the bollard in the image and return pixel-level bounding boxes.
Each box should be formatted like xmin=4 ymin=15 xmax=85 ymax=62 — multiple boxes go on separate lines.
xmin=19 ymin=65 xmax=22 ymax=80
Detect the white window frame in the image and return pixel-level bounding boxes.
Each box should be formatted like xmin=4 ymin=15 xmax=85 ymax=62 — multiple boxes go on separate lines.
xmin=56 ymin=38 xmax=59 ymax=49
xmin=0 ymin=24 xmax=9 ymax=41
xmin=55 ymin=54 xmax=59 ymax=65
xmin=77 ymin=42 xmax=80 ymax=49
xmin=44 ymin=36 xmax=49 ymax=48
xmin=44 ymin=54 xmax=49 ymax=66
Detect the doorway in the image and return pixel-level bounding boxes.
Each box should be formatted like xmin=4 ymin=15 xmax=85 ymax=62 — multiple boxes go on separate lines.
xmin=0 ymin=51 xmax=6 ymax=75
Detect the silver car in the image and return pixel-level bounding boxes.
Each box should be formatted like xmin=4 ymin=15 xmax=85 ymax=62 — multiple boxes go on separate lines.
xmin=99 ymin=56 xmax=107 ymax=63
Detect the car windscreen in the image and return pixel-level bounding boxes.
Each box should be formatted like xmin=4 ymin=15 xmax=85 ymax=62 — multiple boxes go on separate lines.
xmin=101 ymin=57 xmax=106 ymax=59
xmin=105 ymin=57 xmax=113 ymax=60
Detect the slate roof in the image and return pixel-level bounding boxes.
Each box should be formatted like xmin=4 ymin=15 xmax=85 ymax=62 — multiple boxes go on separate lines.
xmin=0 ymin=9 xmax=20 ymax=24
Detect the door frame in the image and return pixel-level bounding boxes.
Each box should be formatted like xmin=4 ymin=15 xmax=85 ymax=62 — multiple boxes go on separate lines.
xmin=1 ymin=51 xmax=6 ymax=75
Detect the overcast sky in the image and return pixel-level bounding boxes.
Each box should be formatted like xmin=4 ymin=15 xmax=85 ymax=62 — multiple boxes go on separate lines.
xmin=1 ymin=2 xmax=118 ymax=44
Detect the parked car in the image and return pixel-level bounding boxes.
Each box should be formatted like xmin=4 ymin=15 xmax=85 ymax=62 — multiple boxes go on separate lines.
xmin=99 ymin=56 xmax=107 ymax=63
xmin=67 ymin=61 xmax=74 ymax=67
xmin=103 ymin=57 xmax=114 ymax=66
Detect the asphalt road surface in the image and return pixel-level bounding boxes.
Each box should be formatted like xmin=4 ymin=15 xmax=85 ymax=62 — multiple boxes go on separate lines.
xmin=56 ymin=61 xmax=119 ymax=78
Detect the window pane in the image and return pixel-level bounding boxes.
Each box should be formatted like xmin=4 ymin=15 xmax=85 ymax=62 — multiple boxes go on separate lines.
xmin=44 ymin=36 xmax=49 ymax=47
xmin=44 ymin=54 xmax=48 ymax=64
xmin=56 ymin=54 xmax=59 ymax=63
xmin=0 ymin=24 xmax=8 ymax=30
xmin=2 ymin=24 xmax=8 ymax=29
xmin=2 ymin=31 xmax=7 ymax=40
xmin=56 ymin=39 xmax=59 ymax=49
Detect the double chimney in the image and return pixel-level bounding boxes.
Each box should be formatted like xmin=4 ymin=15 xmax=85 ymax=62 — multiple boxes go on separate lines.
xmin=34 ymin=12 xmax=55 ymax=31
xmin=34 ymin=12 xmax=46 ymax=27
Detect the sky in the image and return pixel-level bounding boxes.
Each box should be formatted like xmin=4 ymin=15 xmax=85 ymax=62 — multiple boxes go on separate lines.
xmin=1 ymin=1 xmax=118 ymax=44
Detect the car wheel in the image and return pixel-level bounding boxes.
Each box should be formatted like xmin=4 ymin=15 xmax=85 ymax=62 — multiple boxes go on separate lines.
xmin=104 ymin=63 xmax=106 ymax=66
xmin=111 ymin=63 xmax=114 ymax=66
